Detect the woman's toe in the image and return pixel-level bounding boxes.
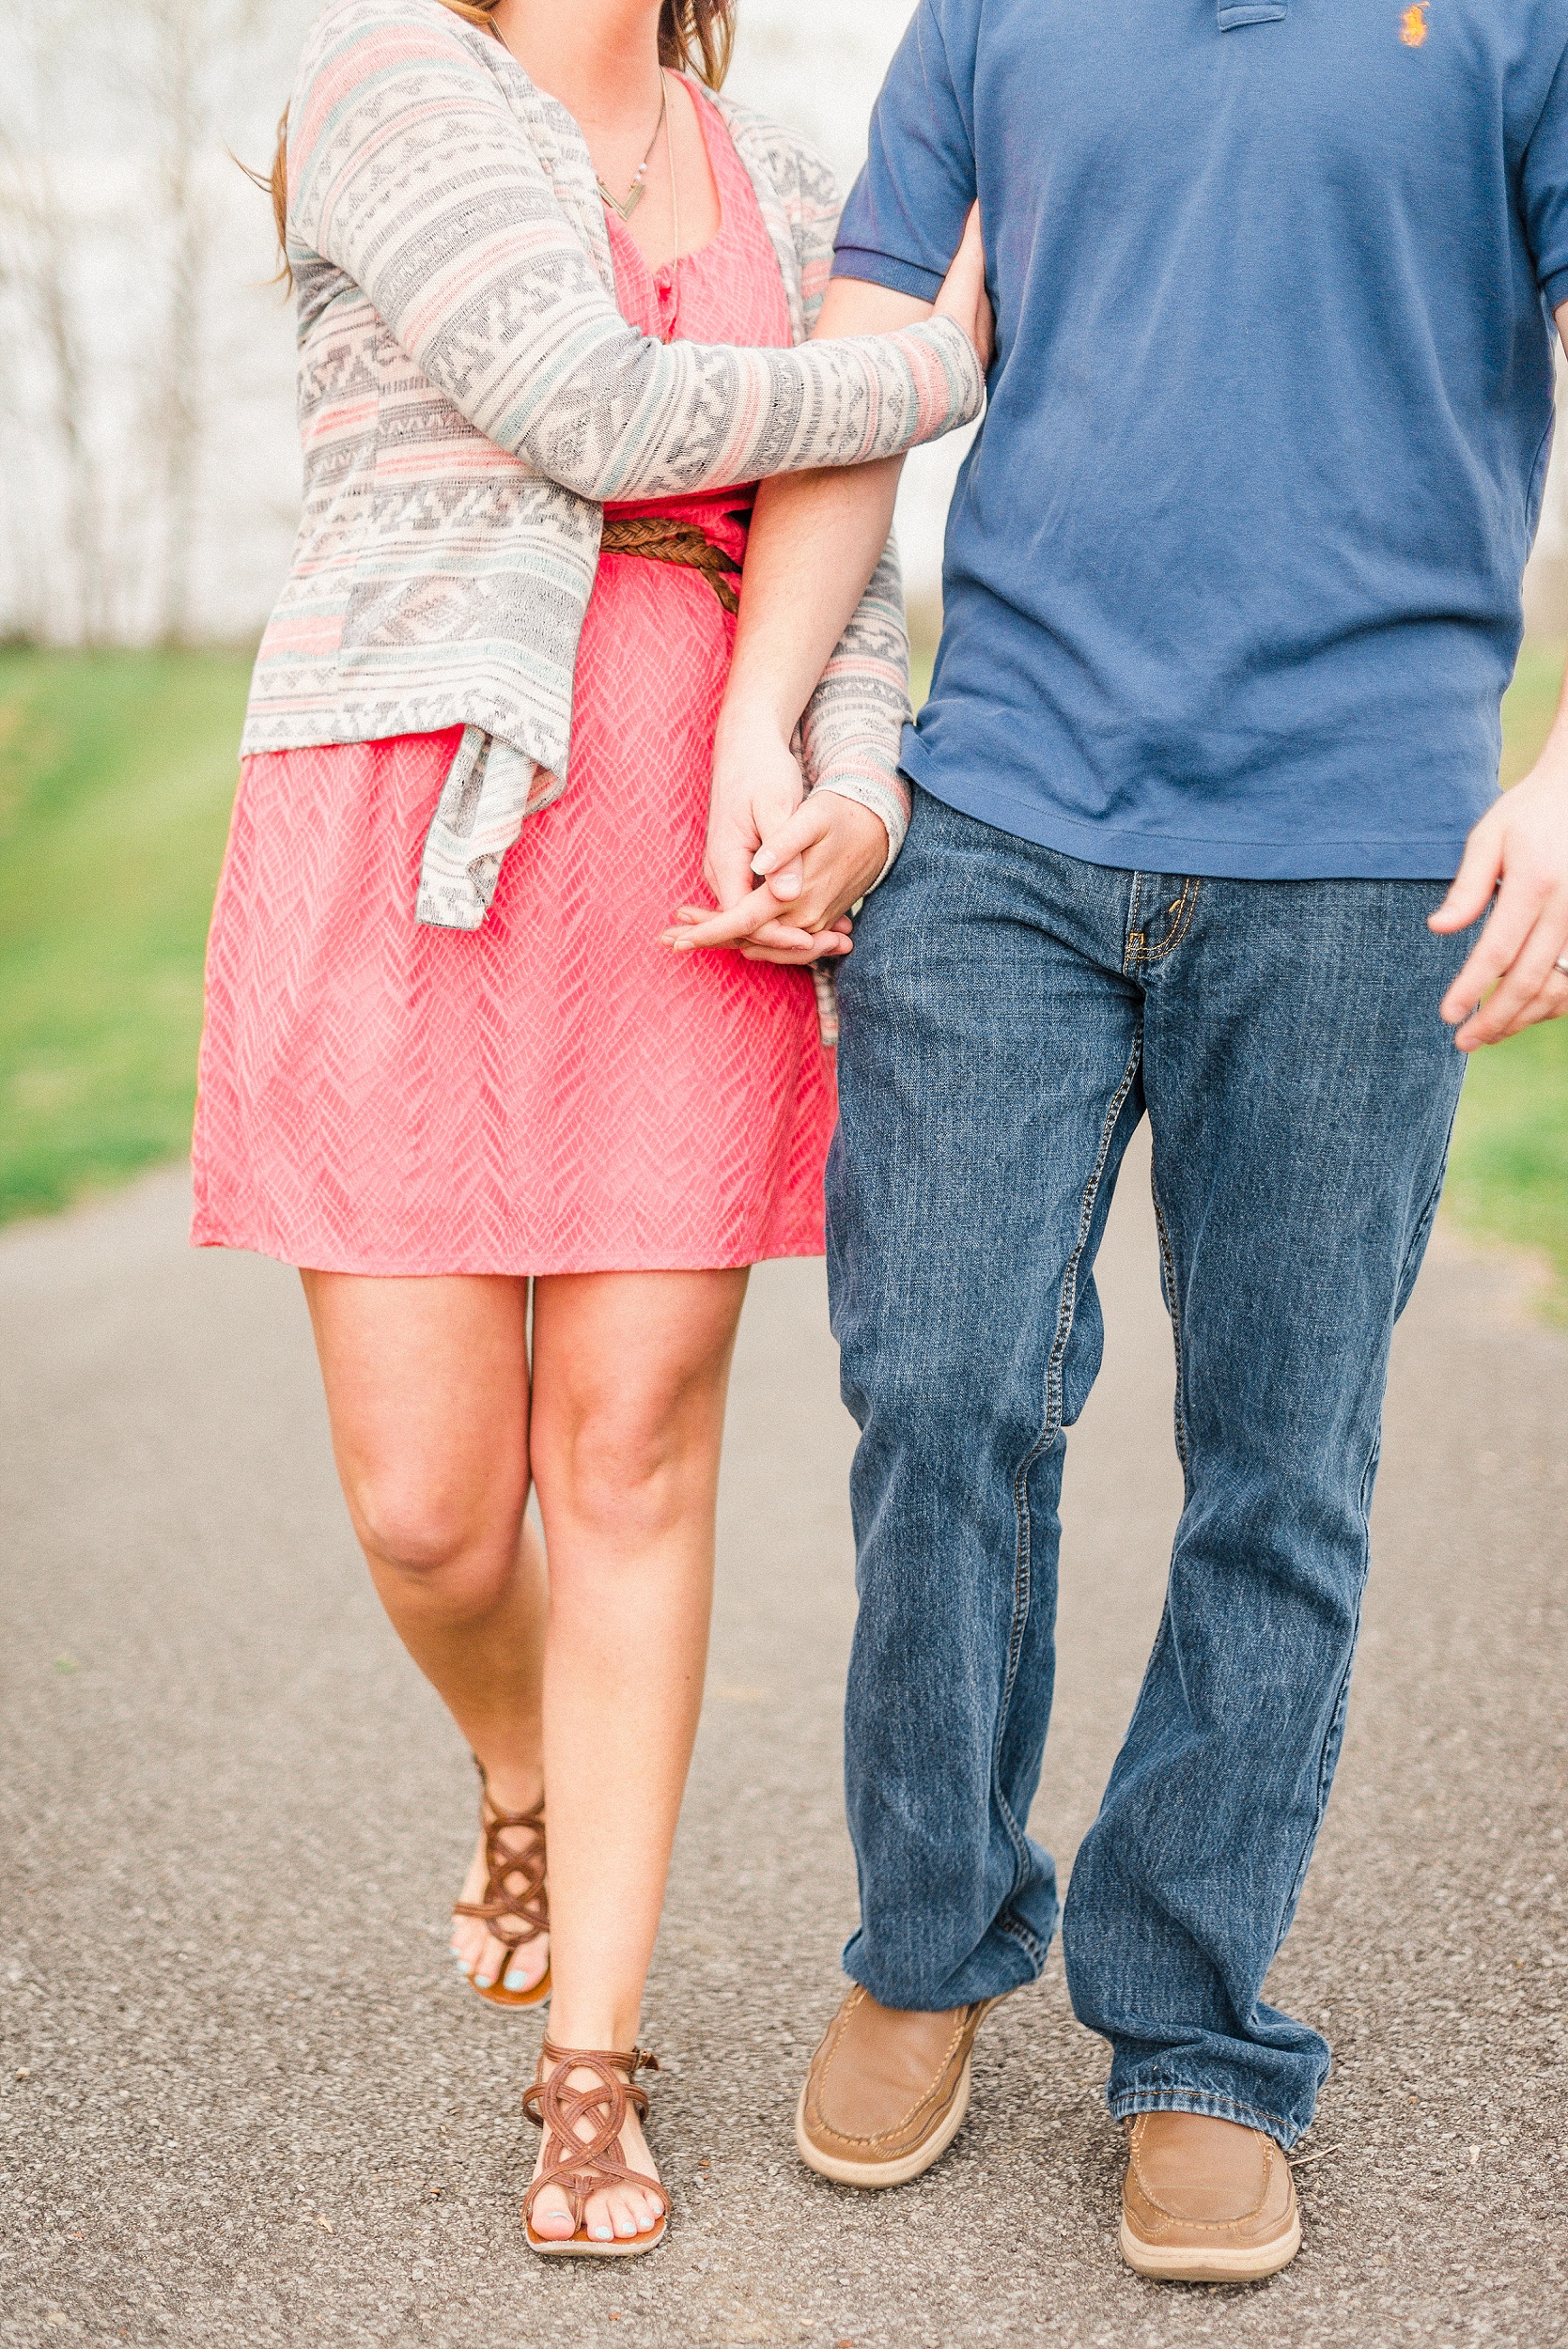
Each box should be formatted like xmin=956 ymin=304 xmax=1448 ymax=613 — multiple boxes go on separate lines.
xmin=472 ymin=1930 xmax=505 ymax=1989
xmin=531 ymin=2189 xmax=575 ymax=2241
xmin=502 ymin=1944 xmax=546 ymax=1994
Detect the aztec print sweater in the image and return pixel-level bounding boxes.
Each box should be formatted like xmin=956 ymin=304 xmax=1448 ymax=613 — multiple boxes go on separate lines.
xmin=242 ymin=0 xmax=985 ymax=928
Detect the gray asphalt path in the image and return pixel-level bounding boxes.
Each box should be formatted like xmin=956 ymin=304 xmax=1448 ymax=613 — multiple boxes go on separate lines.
xmin=1 ymin=1142 xmax=1564 ymax=2349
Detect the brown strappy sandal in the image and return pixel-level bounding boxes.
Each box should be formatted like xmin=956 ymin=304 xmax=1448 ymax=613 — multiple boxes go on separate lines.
xmin=521 ymin=2042 xmax=669 ymax=2257
xmin=451 ymin=1761 xmax=551 ymax=2010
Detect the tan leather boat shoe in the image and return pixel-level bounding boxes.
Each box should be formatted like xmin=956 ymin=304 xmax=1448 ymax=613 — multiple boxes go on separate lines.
xmin=795 ymin=1984 xmax=1004 ymax=2187
xmin=1120 ymin=2110 xmax=1301 ymax=2281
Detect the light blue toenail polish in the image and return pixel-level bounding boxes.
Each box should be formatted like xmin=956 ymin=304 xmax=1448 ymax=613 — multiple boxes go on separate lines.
xmin=503 ymin=1971 xmax=530 ymax=1991
xmin=591 ymin=2226 xmax=613 ymax=2241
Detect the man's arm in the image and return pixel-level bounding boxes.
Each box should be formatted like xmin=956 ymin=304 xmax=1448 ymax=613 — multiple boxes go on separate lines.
xmin=673 ymin=282 xmax=925 ymax=965
xmin=665 ymin=226 xmax=987 ymax=964
xmin=1430 ymin=300 xmax=1568 ymax=1045
xmin=664 ymin=0 xmax=982 ymax=961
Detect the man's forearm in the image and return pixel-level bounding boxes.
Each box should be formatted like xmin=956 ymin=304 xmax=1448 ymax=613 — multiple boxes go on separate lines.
xmin=719 ymin=278 xmax=936 ymax=750
xmin=721 ymin=458 xmax=905 ymax=742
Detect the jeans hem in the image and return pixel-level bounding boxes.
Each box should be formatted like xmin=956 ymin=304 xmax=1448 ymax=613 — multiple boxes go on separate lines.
xmin=1108 ymin=2086 xmax=1301 ymax=2154
xmin=843 ymin=1935 xmax=1046 ymax=2012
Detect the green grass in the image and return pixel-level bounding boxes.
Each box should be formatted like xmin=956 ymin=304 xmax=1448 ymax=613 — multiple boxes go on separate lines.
xmin=0 ymin=641 xmax=1565 ymax=1311
xmin=0 ymin=648 xmax=250 ymax=1223
xmin=1446 ymin=641 xmax=1568 ymax=1313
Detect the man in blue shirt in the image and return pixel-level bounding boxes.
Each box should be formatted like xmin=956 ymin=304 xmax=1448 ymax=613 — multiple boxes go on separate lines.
xmin=676 ymin=0 xmax=1568 ymax=2277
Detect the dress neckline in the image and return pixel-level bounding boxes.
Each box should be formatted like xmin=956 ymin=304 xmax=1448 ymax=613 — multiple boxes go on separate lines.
xmin=605 ymin=74 xmax=727 ymax=302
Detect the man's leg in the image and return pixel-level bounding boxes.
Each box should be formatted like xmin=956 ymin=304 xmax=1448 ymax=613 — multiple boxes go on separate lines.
xmin=798 ymin=790 xmax=1145 ymax=2183
xmin=1061 ymin=871 xmax=1471 ymax=2266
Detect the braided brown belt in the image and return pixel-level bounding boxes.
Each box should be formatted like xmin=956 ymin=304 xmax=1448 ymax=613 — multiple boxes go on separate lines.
xmin=599 ymin=513 xmax=743 ymax=614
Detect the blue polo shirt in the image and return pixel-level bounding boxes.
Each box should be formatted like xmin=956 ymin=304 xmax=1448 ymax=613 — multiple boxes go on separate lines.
xmin=836 ymin=0 xmax=1568 ymax=879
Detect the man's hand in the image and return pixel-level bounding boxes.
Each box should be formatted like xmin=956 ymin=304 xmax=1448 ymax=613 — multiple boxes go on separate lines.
xmin=1440 ymin=303 xmax=1568 ymax=1046
xmin=1431 ymin=754 xmax=1568 ymax=1048
xmin=693 ymin=713 xmax=810 ymax=938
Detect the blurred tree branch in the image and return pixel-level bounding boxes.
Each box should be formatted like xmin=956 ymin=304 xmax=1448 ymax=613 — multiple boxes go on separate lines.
xmin=135 ymin=0 xmax=278 ymax=646
xmin=0 ymin=0 xmax=303 ymax=647
xmin=0 ymin=92 xmax=111 ymax=644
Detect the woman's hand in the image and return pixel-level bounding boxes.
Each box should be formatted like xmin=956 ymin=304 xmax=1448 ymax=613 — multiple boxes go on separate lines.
xmin=1431 ymin=755 xmax=1568 ymax=1047
xmin=933 ymin=204 xmax=994 ymax=372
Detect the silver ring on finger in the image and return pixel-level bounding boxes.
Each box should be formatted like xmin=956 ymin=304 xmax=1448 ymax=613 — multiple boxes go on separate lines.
xmin=1557 ymin=954 xmax=1568 ymax=977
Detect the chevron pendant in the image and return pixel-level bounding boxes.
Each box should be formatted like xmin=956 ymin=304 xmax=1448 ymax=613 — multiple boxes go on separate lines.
xmin=597 ymin=174 xmax=648 ymax=224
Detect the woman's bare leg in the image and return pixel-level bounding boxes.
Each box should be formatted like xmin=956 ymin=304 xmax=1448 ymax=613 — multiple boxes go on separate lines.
xmin=524 ymin=1266 xmax=748 ymax=2244
xmin=301 ymin=1269 xmax=551 ymax=1994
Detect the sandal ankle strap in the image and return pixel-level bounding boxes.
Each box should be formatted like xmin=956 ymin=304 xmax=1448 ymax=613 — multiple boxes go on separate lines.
xmin=522 ymin=2042 xmax=659 ymax=2127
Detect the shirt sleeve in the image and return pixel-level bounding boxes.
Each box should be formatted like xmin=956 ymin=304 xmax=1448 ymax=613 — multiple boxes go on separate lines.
xmin=833 ymin=0 xmax=978 ymax=303
xmin=1524 ymin=33 xmax=1568 ymax=313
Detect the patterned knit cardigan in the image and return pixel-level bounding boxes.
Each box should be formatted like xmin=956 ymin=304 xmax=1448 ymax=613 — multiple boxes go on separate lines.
xmin=242 ymin=0 xmax=985 ymax=928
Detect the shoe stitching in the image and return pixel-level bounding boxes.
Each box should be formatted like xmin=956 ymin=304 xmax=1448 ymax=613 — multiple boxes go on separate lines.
xmin=1126 ymin=2123 xmax=1286 ymax=2233
xmin=810 ymin=2007 xmax=969 ymax=2148
xmin=1126 ymin=2133 xmax=1296 ymax=2236
xmin=807 ymin=2001 xmax=977 ymax=2151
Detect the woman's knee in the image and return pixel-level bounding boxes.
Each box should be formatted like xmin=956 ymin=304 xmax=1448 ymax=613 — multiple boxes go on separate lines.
xmin=543 ymin=1408 xmax=702 ymax=1548
xmin=348 ymin=1462 xmax=525 ymax=1597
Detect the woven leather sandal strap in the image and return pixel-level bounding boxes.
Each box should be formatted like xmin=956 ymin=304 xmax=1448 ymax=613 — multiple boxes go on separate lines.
xmin=521 ymin=2046 xmax=668 ymax=2234
xmin=454 ymin=1759 xmax=549 ymax=1952
xmin=523 ymin=2141 xmax=670 ymax=2232
xmin=523 ymin=2041 xmax=657 ymax=2125
xmin=536 ymin=2039 xmax=660 ymax=2084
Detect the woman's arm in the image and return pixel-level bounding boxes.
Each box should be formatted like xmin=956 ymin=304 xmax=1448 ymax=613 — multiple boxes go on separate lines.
xmin=797 ymin=537 xmax=913 ymax=873
xmin=289 ymin=0 xmax=984 ymax=503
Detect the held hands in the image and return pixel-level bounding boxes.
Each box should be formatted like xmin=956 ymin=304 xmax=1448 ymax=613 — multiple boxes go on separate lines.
xmin=660 ymin=720 xmax=889 ymax=966
xmin=1432 ymin=752 xmax=1568 ymax=1047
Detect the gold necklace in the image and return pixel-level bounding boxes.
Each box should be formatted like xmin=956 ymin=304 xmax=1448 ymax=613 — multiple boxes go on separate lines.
xmin=595 ymin=69 xmax=668 ymax=222
xmin=660 ymin=73 xmax=681 ymax=342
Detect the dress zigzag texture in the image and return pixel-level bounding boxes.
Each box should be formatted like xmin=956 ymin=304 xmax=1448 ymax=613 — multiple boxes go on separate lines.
xmin=191 ymin=90 xmax=834 ymax=1277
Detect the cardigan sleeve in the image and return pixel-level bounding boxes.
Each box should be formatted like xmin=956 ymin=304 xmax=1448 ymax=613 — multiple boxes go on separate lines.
xmin=798 ymin=539 xmax=914 ymax=879
xmin=288 ymin=2 xmax=984 ymax=503
xmin=759 ymin=124 xmax=918 ymax=876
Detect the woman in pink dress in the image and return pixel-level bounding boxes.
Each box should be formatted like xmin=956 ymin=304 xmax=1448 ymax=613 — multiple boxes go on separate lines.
xmin=194 ymin=0 xmax=986 ymax=2258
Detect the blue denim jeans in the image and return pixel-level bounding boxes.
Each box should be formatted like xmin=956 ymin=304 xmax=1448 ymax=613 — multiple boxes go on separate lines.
xmin=827 ymin=787 xmax=1473 ymax=2148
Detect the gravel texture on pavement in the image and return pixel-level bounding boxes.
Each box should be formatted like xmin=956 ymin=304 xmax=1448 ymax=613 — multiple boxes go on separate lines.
xmin=0 ymin=1143 xmax=1564 ymax=2349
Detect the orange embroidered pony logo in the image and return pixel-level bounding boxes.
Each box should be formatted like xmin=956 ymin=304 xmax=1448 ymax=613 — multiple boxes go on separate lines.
xmin=1400 ymin=3 xmax=1430 ymax=43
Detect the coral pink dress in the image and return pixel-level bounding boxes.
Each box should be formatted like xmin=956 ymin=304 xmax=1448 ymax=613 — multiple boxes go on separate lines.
xmin=191 ymin=88 xmax=835 ymax=1277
